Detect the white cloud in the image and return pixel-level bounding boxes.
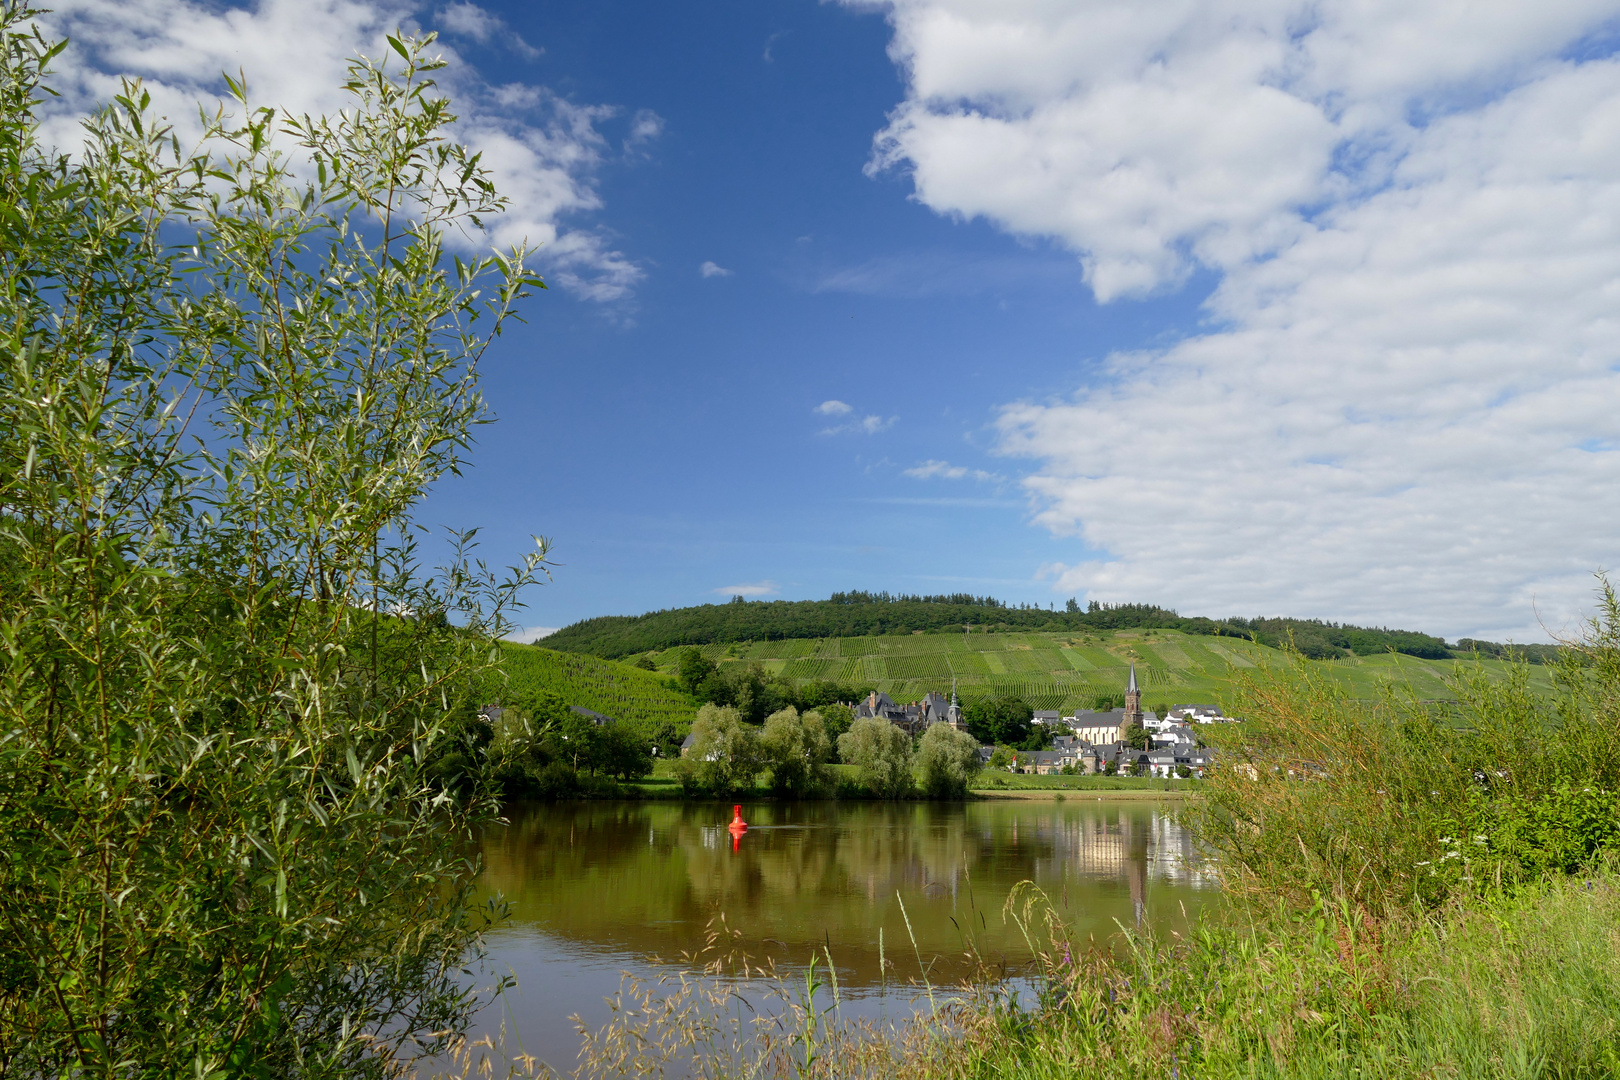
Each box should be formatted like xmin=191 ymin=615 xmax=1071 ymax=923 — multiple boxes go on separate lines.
xmin=904 ymin=459 xmax=999 ymax=482
xmin=851 ymin=0 xmax=1620 ymax=640
xmin=856 ymin=0 xmax=1620 ymax=301
xmin=625 ymin=108 xmax=663 ymax=152
xmin=700 ymin=260 xmax=734 ymax=278
xmin=33 ymin=0 xmax=643 ymax=302
xmin=438 ymin=1 xmax=539 ymax=57
xmin=503 ymin=625 xmax=559 ymax=644
xmin=713 ymin=581 xmax=779 ymax=598
xmin=820 ymin=411 xmax=897 ymax=436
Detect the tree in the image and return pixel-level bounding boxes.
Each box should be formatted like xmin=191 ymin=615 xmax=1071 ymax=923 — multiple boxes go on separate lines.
xmin=987 ymin=746 xmax=1016 ymax=771
xmin=817 ymin=702 xmax=855 ymax=756
xmin=676 ymin=704 xmax=762 ymax=794
xmin=677 ymin=647 xmax=718 ymax=696
xmin=964 ymin=695 xmax=1034 ymax=746
xmin=0 ymin=18 xmax=546 ymax=1076
xmin=916 ymin=723 xmax=983 ymax=798
xmin=1120 ymin=720 xmax=1152 ymax=751
xmin=838 ymin=716 xmax=914 ymax=798
xmin=597 ymin=722 xmax=655 ymax=781
xmin=759 ymin=707 xmax=833 ymax=796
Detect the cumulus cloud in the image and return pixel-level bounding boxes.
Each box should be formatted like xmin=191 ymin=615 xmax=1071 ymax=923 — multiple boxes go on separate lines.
xmin=32 ymin=0 xmax=646 ymax=302
xmin=857 ymin=0 xmax=1618 ymax=301
xmin=502 ymin=625 xmax=559 ymax=643
xmin=904 ymin=459 xmax=999 ymax=483
xmin=815 ymin=400 xmax=853 ymax=415
xmin=851 ymin=0 xmax=1620 ymax=640
xmin=713 ymin=581 xmax=779 ymax=598
xmin=700 ymin=260 xmax=733 ymax=278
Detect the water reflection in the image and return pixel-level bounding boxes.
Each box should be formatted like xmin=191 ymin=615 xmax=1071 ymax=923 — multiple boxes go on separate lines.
xmin=476 ymin=799 xmax=1213 ymax=991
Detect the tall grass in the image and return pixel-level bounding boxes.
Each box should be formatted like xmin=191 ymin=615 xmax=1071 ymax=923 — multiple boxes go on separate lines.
xmin=1186 ymin=581 xmax=1620 ymax=912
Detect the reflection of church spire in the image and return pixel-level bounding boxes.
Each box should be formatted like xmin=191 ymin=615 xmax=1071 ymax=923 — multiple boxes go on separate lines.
xmin=1126 ymin=810 xmax=1148 ymax=927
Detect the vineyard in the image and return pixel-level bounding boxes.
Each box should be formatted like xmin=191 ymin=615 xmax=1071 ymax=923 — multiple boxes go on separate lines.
xmin=496 ymin=644 xmax=694 ymax=727
xmin=639 ymin=628 xmax=1555 ymax=712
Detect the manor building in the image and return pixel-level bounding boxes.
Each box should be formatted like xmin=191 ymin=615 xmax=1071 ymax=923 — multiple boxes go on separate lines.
xmin=854 ymin=687 xmax=964 ymax=735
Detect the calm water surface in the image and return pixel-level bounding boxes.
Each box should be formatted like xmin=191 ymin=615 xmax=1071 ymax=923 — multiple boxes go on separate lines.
xmin=467 ymin=799 xmax=1214 ymax=1067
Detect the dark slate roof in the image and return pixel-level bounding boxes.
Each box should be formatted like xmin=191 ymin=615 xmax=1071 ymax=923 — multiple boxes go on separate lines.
xmin=570 ymin=706 xmax=617 ymax=725
xmin=1070 ymin=709 xmax=1125 ymax=726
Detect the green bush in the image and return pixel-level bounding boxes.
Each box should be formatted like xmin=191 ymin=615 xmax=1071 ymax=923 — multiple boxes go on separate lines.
xmin=0 ymin=17 xmax=545 ymax=1075
xmin=1187 ymin=579 xmax=1620 ymax=912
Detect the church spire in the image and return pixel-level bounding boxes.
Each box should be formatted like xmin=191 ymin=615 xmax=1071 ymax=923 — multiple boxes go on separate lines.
xmin=1127 ymin=663 xmax=1139 ymax=694
xmin=1124 ymin=663 xmax=1143 ymax=726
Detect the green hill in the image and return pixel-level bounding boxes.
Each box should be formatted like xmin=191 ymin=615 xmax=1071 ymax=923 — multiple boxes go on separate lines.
xmin=542 ymin=592 xmax=1555 ymax=667
xmin=631 ymin=627 xmax=1555 ymax=714
xmin=495 ymin=643 xmax=692 ymax=727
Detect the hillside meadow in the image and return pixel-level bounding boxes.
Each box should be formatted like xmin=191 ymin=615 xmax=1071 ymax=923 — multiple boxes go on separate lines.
xmin=612 ymin=627 xmax=1556 ymax=717
xmin=495 ymin=642 xmax=693 ymax=727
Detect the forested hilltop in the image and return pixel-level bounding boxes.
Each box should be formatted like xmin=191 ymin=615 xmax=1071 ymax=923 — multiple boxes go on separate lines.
xmin=543 ymin=591 xmax=1557 ymax=663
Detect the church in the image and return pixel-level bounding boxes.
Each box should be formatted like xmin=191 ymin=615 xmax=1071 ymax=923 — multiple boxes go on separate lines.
xmin=1064 ymin=664 xmax=1154 ymax=744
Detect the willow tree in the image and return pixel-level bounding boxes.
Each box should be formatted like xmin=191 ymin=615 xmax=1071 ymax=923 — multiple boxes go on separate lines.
xmin=0 ymin=8 xmax=545 ymax=1075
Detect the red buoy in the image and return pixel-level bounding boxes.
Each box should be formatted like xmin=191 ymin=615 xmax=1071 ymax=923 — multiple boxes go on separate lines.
xmin=728 ymin=804 xmax=748 ymax=850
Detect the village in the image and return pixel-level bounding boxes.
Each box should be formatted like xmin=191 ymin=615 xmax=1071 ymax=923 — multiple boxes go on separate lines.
xmin=850 ymin=664 xmax=1233 ymax=779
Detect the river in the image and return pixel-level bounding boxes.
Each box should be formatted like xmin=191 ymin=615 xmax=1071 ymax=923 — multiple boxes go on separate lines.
xmin=463 ymin=797 xmax=1214 ymax=1070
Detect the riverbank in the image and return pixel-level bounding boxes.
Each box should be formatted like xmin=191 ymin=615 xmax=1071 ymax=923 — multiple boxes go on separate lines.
xmin=974 ymin=787 xmax=1195 ymax=800
xmin=597 ymin=762 xmax=1200 ymax=801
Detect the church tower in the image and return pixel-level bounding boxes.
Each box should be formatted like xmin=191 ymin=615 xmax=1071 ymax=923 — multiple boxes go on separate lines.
xmin=1123 ymin=663 xmax=1143 ymax=726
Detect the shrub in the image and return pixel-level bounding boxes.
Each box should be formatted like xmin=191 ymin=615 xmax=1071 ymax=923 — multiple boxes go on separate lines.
xmin=0 ymin=19 xmax=545 ymax=1075
xmin=1186 ymin=579 xmax=1620 ymax=911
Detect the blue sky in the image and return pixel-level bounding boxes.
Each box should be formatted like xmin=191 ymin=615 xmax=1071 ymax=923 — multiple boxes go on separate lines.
xmin=423 ymin=0 xmax=1209 ymax=630
xmin=39 ymin=0 xmax=1620 ymax=641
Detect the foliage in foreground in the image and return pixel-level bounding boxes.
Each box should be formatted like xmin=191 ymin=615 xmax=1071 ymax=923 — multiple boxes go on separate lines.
xmin=0 ymin=13 xmax=543 ymax=1076
xmin=1187 ymin=580 xmax=1620 ymax=913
